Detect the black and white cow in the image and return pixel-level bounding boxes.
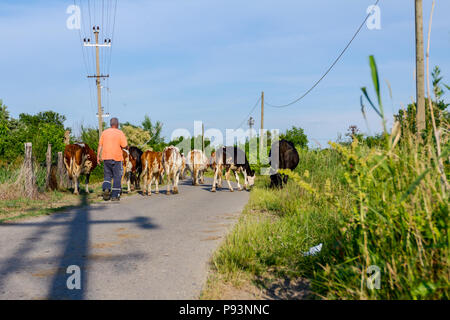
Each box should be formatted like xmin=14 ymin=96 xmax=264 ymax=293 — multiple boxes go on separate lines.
xmin=211 ymin=146 xmax=255 ymax=192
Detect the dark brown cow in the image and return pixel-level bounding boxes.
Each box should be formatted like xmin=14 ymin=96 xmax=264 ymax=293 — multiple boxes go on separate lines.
xmin=129 ymin=146 xmax=143 ymax=189
xmin=64 ymin=143 xmax=97 ymax=194
xmin=269 ymin=139 xmax=299 ymax=188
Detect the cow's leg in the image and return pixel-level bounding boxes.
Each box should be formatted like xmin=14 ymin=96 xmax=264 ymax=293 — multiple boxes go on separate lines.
xmin=166 ymin=168 xmax=172 ymax=195
xmin=193 ymin=167 xmax=199 ymax=186
xmin=211 ymin=166 xmax=219 ymax=192
xmin=173 ymin=171 xmax=180 ymax=194
xmin=234 ymin=170 xmax=242 ymax=191
xmin=218 ymin=169 xmax=223 ymax=190
xmin=127 ymin=173 xmax=131 ymax=193
xmin=85 ymin=174 xmax=91 ymax=193
xmin=74 ymin=175 xmax=79 ymax=195
xmin=143 ymin=171 xmax=148 ymax=195
xmin=243 ymin=170 xmax=248 ymax=190
xmin=136 ymin=172 xmax=141 ymax=189
xmin=200 ymin=170 xmax=205 ymax=184
xmin=155 ymin=173 xmax=160 ymax=194
xmin=148 ymin=176 xmax=154 ymax=196
xmin=225 ymin=169 xmax=234 ymax=192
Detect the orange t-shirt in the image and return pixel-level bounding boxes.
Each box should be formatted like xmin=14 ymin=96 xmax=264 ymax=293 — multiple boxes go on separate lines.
xmin=98 ymin=128 xmax=128 ymax=161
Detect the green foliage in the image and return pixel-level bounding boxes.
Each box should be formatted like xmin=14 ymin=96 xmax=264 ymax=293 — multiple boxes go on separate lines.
xmin=79 ymin=126 xmax=100 ymax=151
xmin=0 ymin=103 xmax=66 ymax=163
xmin=304 ymin=59 xmax=448 ymax=299
xmin=169 ymin=135 xmax=211 ymax=154
xmin=121 ymin=125 xmax=151 ymax=150
xmin=209 ymin=57 xmax=449 ymax=300
xmin=141 ymin=115 xmax=164 ymax=146
xmin=394 ymin=65 xmax=449 ymax=139
xmin=280 ymin=126 xmax=308 ymax=149
xmin=211 ymin=147 xmax=348 ymax=284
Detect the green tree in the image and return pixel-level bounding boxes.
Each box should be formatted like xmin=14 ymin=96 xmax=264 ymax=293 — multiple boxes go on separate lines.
xmin=141 ymin=115 xmax=164 ymax=146
xmin=280 ymin=126 xmax=308 ymax=149
xmin=394 ymin=66 xmax=449 ymax=138
xmin=0 ymin=106 xmax=67 ymax=163
xmin=80 ymin=126 xmax=100 ymax=151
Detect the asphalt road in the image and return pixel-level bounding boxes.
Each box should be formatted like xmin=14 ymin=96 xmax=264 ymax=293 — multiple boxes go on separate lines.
xmin=0 ymin=178 xmax=249 ymax=300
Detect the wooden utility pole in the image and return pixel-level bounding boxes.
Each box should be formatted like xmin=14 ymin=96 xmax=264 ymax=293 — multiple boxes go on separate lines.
xmin=415 ymin=0 xmax=426 ymax=136
xmin=23 ymin=143 xmax=38 ymax=199
xmin=57 ymin=152 xmax=69 ymax=190
xmin=260 ymin=91 xmax=264 ymax=154
xmin=84 ymin=26 xmax=111 ymax=137
xmin=45 ymin=143 xmax=52 ymax=190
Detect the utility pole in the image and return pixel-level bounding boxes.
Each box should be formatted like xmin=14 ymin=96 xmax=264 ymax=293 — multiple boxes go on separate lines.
xmin=248 ymin=116 xmax=255 ymax=139
xmin=84 ymin=26 xmax=111 ymax=137
xmin=202 ymin=123 xmax=205 ymax=152
xmin=260 ymin=91 xmax=264 ymax=154
xmin=415 ymin=0 xmax=426 ymax=137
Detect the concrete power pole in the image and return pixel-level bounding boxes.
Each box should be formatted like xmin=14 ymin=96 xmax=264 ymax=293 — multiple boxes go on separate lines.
xmin=84 ymin=26 xmax=111 ymax=137
xmin=415 ymin=0 xmax=426 ymax=136
xmin=248 ymin=116 xmax=255 ymax=139
xmin=202 ymin=123 xmax=205 ymax=152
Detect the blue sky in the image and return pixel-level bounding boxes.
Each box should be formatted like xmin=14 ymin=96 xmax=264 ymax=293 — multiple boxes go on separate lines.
xmin=0 ymin=0 xmax=449 ymax=146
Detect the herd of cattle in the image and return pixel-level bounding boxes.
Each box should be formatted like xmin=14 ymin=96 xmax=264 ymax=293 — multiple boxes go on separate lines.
xmin=63 ymin=139 xmax=299 ymax=196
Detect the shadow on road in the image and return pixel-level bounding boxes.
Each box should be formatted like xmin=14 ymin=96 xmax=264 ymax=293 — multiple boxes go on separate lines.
xmin=0 ymin=193 xmax=158 ymax=300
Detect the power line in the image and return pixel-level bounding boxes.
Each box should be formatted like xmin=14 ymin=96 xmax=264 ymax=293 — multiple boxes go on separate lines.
xmin=266 ymin=0 xmax=381 ymax=108
xmin=235 ymin=96 xmax=262 ymax=130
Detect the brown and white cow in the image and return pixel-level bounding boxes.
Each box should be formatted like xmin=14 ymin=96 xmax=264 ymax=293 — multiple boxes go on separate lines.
xmin=180 ymin=153 xmax=187 ymax=180
xmin=122 ymin=148 xmax=138 ymax=193
xmin=186 ymin=149 xmax=209 ymax=185
xmin=64 ymin=143 xmax=97 ymax=194
xmin=162 ymin=146 xmax=183 ymax=194
xmin=141 ymin=150 xmax=164 ymax=196
xmin=211 ymin=146 xmax=255 ymax=192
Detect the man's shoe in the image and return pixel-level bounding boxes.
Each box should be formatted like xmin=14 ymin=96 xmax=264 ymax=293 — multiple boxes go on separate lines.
xmin=111 ymin=197 xmax=120 ymax=202
xmin=103 ymin=189 xmax=111 ymax=201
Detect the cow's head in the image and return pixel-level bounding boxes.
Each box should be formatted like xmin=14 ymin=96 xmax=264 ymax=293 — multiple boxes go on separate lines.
xmin=246 ymin=170 xmax=256 ymax=187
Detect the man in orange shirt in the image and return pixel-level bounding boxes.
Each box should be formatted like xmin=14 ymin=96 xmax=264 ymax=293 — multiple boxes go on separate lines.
xmin=97 ymin=117 xmax=128 ymax=201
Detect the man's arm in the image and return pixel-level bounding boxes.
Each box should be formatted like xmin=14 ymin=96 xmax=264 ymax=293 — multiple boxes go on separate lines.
xmin=97 ymin=134 xmax=103 ymax=164
xmin=121 ymin=132 xmax=128 ymax=149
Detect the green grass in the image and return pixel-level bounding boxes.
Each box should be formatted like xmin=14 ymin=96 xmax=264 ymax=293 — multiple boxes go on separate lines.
xmin=206 ymin=148 xmax=350 ymax=298
xmin=204 ymin=133 xmax=449 ymax=300
xmin=206 ymin=56 xmax=449 ymax=300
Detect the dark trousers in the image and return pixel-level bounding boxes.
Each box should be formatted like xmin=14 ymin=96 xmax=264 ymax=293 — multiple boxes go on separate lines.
xmin=102 ymin=160 xmax=123 ymax=198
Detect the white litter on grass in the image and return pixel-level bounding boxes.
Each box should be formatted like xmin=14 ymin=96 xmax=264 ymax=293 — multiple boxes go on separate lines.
xmin=303 ymin=243 xmax=323 ymax=256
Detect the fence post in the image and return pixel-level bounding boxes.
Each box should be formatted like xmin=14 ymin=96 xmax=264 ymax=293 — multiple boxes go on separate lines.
xmin=45 ymin=143 xmax=52 ymax=190
xmin=24 ymin=142 xmax=38 ymax=199
xmin=57 ymin=151 xmax=69 ymax=190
